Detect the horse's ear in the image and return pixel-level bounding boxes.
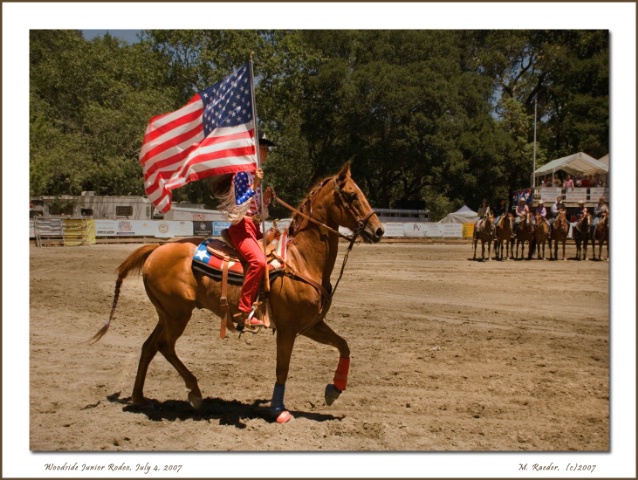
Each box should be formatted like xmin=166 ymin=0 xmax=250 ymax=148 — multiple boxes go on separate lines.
xmin=337 ymin=161 xmax=351 ymax=181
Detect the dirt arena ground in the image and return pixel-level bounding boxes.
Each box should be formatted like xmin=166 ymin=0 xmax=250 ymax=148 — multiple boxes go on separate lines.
xmin=29 ymin=239 xmax=610 ymax=457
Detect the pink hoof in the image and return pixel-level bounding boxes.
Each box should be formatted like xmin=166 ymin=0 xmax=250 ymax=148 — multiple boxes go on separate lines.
xmin=276 ymin=410 xmax=293 ymax=424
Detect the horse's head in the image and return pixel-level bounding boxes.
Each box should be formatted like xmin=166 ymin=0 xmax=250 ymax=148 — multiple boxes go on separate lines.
xmin=524 ymin=212 xmax=533 ymax=227
xmin=554 ymin=211 xmax=568 ymax=231
xmin=331 ymin=162 xmax=384 ymax=243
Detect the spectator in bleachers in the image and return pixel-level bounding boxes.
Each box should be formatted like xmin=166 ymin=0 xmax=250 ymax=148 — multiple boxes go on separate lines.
xmin=563 ymin=175 xmax=575 ymax=190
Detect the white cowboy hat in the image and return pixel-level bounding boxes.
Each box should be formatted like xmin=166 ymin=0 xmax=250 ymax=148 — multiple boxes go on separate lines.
xmin=538 ymin=200 xmax=544 ymax=204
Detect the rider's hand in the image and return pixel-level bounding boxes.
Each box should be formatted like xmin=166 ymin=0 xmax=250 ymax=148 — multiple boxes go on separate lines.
xmin=263 ymin=186 xmax=273 ymax=203
xmin=253 ymin=168 xmax=264 ymax=188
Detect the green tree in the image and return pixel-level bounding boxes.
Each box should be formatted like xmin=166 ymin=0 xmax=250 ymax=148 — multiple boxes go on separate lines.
xmin=30 ymin=30 xmax=176 ymax=197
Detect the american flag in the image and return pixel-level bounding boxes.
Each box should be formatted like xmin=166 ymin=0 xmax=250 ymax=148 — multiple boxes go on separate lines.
xmin=140 ymin=63 xmax=256 ymax=213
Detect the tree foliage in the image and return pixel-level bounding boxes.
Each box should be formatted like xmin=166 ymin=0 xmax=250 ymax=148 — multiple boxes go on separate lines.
xmin=30 ymin=30 xmax=608 ymax=219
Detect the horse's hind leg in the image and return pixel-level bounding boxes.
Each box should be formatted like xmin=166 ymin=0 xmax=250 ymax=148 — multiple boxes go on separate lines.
xmin=158 ymin=315 xmax=203 ymax=410
xmin=302 ymin=320 xmax=351 ymax=407
xmin=132 ymin=322 xmax=162 ymax=405
xmin=131 ymin=309 xmax=201 ymax=409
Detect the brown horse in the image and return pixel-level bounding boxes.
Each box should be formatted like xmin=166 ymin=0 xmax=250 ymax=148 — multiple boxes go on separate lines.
xmin=550 ymin=211 xmax=570 ymax=261
xmin=90 ymin=162 xmax=384 ymax=423
xmin=472 ymin=214 xmax=495 ymax=261
xmin=534 ymin=214 xmax=550 ymax=260
xmin=572 ymin=213 xmax=591 ymax=261
xmin=591 ymin=212 xmax=609 ymax=261
xmin=494 ymin=213 xmax=514 ymax=260
xmin=514 ymin=213 xmax=535 ymax=260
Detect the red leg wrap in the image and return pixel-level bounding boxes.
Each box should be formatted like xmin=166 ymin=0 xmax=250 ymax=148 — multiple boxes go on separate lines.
xmin=333 ymin=357 xmax=350 ymax=391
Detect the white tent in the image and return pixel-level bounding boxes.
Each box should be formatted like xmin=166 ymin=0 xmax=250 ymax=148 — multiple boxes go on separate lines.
xmin=598 ymin=153 xmax=609 ymax=167
xmin=534 ymin=152 xmax=608 ymax=180
xmin=439 ymin=205 xmax=479 ymax=224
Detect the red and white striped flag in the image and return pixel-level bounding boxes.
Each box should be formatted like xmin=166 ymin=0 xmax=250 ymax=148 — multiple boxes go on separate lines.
xmin=140 ymin=63 xmax=257 ymax=213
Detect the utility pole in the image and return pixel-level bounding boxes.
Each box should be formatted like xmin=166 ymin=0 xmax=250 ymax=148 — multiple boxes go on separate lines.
xmin=532 ymin=95 xmax=537 ymax=189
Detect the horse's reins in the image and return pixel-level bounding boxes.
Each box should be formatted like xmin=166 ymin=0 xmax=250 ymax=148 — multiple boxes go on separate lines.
xmin=269 ymin=176 xmax=378 ymax=335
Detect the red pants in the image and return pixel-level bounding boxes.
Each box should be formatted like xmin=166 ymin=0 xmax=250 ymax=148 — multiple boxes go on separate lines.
xmin=228 ymin=217 xmax=266 ymax=314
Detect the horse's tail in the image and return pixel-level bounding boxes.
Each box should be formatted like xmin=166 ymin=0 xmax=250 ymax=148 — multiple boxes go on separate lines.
xmin=89 ymin=244 xmax=161 ymax=344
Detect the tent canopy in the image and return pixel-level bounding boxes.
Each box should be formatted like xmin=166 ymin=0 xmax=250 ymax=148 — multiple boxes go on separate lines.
xmin=439 ymin=205 xmax=479 ymax=224
xmin=597 ymin=154 xmax=609 ymax=167
xmin=534 ymin=152 xmax=608 ymax=178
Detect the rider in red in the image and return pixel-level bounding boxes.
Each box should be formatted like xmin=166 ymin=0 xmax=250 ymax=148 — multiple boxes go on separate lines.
xmin=218 ymin=134 xmax=276 ymax=329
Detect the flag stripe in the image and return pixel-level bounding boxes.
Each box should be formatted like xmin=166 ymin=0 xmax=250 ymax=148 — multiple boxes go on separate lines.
xmin=139 ymin=107 xmax=204 ymax=166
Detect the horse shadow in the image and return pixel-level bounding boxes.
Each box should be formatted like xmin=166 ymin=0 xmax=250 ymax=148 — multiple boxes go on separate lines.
xmin=105 ymin=392 xmax=342 ymax=426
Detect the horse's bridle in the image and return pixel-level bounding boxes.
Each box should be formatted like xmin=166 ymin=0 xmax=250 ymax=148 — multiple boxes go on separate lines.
xmin=333 ymin=177 xmax=379 ymax=240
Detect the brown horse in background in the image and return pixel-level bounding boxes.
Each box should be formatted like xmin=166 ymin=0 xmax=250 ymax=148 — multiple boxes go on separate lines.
xmin=90 ymin=162 xmax=384 ymax=424
xmin=591 ymin=212 xmax=609 ymax=261
xmin=514 ymin=213 xmax=535 ymax=260
xmin=534 ymin=214 xmax=550 ymax=260
xmin=572 ymin=213 xmax=591 ymax=261
xmin=551 ymin=210 xmax=570 ymax=261
xmin=494 ymin=213 xmax=514 ymax=260
xmin=473 ymin=214 xmax=495 ymax=261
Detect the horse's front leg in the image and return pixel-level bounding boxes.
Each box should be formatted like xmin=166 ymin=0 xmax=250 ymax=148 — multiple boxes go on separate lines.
xmin=302 ymin=320 xmax=350 ymax=407
xmin=271 ymin=327 xmax=297 ymax=423
xmin=583 ymin=237 xmax=588 ymax=260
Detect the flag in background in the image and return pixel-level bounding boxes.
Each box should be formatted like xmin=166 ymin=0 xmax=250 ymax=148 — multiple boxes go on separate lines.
xmin=512 ymin=188 xmax=533 ymax=205
xmin=140 ymin=63 xmax=256 ymax=213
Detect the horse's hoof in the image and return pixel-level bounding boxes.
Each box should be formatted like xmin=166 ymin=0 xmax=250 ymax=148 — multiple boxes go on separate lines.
xmin=325 ymin=383 xmax=342 ymax=406
xmin=276 ymin=410 xmax=293 ymax=424
xmin=131 ymin=395 xmax=149 ymax=407
xmin=188 ymin=391 xmax=203 ymax=410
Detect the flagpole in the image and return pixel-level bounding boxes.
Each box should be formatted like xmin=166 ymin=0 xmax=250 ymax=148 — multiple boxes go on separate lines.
xmin=248 ymin=53 xmax=271 ymax=297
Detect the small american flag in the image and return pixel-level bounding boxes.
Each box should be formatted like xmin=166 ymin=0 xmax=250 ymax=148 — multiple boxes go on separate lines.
xmin=140 ymin=63 xmax=256 ymax=213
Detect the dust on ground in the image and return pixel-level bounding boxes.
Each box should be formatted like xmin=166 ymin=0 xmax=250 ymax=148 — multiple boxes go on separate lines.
xmin=29 ymin=241 xmax=609 ymax=453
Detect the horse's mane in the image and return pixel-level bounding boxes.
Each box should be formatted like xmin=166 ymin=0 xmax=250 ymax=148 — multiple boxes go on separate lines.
xmin=287 ymin=175 xmax=335 ymax=237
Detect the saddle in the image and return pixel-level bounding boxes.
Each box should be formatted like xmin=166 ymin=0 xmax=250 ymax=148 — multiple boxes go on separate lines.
xmin=192 ymin=229 xmax=288 ymax=339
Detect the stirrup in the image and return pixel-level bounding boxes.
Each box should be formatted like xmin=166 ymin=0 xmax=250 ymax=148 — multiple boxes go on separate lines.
xmin=234 ymin=309 xmax=264 ymax=335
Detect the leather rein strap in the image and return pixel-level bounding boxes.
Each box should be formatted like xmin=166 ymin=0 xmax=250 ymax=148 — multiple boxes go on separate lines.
xmin=271 ymin=190 xmax=351 ymax=241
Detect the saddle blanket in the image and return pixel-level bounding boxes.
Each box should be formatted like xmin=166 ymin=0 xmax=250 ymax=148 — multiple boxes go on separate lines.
xmin=192 ymin=234 xmax=287 ymax=285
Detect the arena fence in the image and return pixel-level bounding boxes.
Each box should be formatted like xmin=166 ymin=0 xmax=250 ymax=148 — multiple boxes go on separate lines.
xmin=31 ymin=218 xmax=472 ymax=246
